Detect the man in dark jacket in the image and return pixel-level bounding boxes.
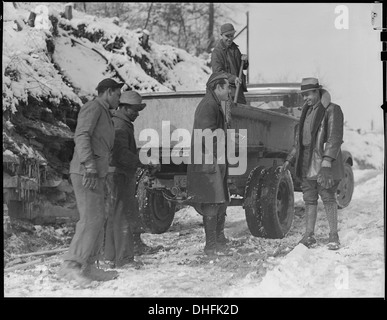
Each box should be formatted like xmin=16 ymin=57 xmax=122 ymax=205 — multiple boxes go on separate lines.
xmin=211 ymin=23 xmax=249 ymax=104
xmin=187 ymin=72 xmax=231 ymax=256
xmin=58 ymin=78 xmax=123 ymax=287
xmin=104 ymin=91 xmax=159 ymax=268
xmin=281 ymin=78 xmax=344 ymax=250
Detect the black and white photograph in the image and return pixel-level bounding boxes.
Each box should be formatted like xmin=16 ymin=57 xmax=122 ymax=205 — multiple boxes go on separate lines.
xmin=3 ymin=2 xmax=385 ymax=302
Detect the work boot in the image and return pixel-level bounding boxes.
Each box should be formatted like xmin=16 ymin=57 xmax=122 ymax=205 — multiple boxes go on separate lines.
xmin=327 ymin=232 xmax=340 ymax=250
xmin=57 ymin=260 xmax=93 ymax=288
xmin=216 ymin=211 xmax=229 ymax=246
xmin=133 ymin=233 xmax=163 ymax=255
xmin=83 ymin=263 xmax=119 ymax=282
xmin=298 ymin=204 xmax=318 ymax=248
xmin=299 ymin=232 xmax=317 ymax=248
xmin=115 ymin=256 xmax=144 ymax=269
xmin=203 ymin=215 xmax=217 ymax=256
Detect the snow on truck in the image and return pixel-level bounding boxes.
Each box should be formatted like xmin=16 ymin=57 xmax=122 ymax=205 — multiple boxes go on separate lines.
xmin=134 ymin=83 xmax=355 ymax=239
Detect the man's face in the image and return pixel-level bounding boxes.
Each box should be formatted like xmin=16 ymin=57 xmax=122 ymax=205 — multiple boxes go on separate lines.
xmin=302 ymin=89 xmax=320 ymax=107
xmin=125 ymin=107 xmax=139 ymax=122
xmin=216 ymin=80 xmax=231 ymax=101
xmin=108 ymin=88 xmax=122 ymax=109
xmin=221 ymin=32 xmax=235 ymax=47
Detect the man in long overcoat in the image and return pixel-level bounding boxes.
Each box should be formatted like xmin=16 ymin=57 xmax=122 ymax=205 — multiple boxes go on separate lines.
xmin=58 ymin=78 xmax=123 ymax=286
xmin=211 ymin=23 xmax=249 ymax=104
xmin=282 ymin=78 xmax=345 ymax=250
xmin=187 ymin=72 xmax=231 ymax=256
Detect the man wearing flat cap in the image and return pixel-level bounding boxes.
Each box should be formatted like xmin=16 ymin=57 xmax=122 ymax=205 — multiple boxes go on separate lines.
xmin=281 ymin=78 xmax=345 ymax=250
xmin=104 ymin=91 xmax=158 ymax=268
xmin=58 ymin=78 xmax=124 ymax=286
xmin=187 ymin=72 xmax=232 ymax=256
xmin=211 ymin=23 xmax=249 ymax=104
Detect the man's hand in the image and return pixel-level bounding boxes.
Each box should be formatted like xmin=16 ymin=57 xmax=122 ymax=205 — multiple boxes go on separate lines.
xmin=82 ymin=160 xmax=98 ymax=190
xmin=235 ymin=77 xmax=242 ymax=87
xmin=280 ymin=160 xmax=290 ymax=173
xmin=241 ymin=54 xmax=248 ymax=61
xmin=317 ymin=161 xmax=334 ymax=189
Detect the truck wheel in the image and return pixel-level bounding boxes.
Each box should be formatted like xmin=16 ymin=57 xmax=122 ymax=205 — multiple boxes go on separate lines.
xmin=244 ymin=166 xmax=268 ymax=237
xmin=260 ymin=167 xmax=295 ymax=239
xmin=136 ymin=169 xmax=176 ymax=234
xmin=336 ymin=162 xmax=354 ymax=209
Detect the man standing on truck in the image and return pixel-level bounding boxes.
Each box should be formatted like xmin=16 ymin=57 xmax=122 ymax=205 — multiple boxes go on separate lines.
xmin=281 ymin=78 xmax=345 ymax=250
xmin=187 ymin=72 xmax=232 ymax=257
xmin=211 ymin=23 xmax=249 ymax=104
xmin=104 ymin=91 xmax=160 ymax=269
xmin=58 ymin=78 xmax=124 ymax=287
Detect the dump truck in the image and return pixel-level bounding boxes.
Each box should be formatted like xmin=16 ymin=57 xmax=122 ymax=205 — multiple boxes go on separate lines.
xmin=134 ymin=83 xmax=354 ymax=239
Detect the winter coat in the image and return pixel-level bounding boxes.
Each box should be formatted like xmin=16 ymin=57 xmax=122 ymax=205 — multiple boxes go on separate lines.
xmin=211 ymin=39 xmax=249 ymax=92
xmin=286 ymin=89 xmax=345 ymax=180
xmin=70 ymin=97 xmax=115 ymax=178
xmin=187 ymin=89 xmax=230 ymax=204
xmin=109 ymin=109 xmax=141 ymax=177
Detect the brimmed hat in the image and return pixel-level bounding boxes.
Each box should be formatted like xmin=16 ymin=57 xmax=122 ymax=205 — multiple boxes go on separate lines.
xmin=220 ymin=23 xmax=236 ymax=35
xmin=300 ymin=78 xmax=322 ymax=93
xmin=96 ymin=78 xmax=124 ymax=91
xmin=119 ymin=91 xmax=146 ymax=111
xmin=206 ymin=72 xmax=229 ymax=87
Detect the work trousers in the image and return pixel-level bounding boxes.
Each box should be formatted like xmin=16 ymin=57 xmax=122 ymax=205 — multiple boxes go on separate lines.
xmin=104 ymin=173 xmax=136 ymax=264
xmin=64 ymin=173 xmax=106 ymax=266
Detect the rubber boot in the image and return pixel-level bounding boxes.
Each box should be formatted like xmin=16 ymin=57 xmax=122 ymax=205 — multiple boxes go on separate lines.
xmin=216 ymin=211 xmax=229 ymax=248
xmin=203 ymin=215 xmax=217 ymax=256
xmin=299 ymin=204 xmax=317 ymax=248
xmin=57 ymin=260 xmax=93 ymax=288
xmin=324 ymin=202 xmax=340 ymax=250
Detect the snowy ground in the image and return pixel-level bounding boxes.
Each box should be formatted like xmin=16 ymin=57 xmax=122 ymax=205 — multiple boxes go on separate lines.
xmin=3 ymin=169 xmax=384 ymax=298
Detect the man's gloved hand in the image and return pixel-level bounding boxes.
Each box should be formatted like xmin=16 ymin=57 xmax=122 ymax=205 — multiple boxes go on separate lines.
xmin=82 ymin=160 xmax=98 ymax=190
xmin=241 ymin=54 xmax=248 ymax=62
xmin=317 ymin=160 xmax=334 ymax=189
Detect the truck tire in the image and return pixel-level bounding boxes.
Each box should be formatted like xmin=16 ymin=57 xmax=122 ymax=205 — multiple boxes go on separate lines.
xmin=244 ymin=166 xmax=268 ymax=237
xmin=136 ymin=169 xmax=176 ymax=234
xmin=260 ymin=167 xmax=294 ymax=238
xmin=336 ymin=162 xmax=354 ymax=209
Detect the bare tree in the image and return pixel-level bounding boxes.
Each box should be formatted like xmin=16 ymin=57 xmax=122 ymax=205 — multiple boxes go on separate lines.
xmin=144 ymin=3 xmax=153 ymax=30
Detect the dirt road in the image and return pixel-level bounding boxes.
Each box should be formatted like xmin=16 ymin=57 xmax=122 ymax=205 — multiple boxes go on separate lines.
xmin=3 ymin=169 xmax=384 ymax=298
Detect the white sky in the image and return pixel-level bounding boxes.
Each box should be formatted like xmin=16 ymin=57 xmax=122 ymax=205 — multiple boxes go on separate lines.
xmin=231 ymin=3 xmax=383 ymax=131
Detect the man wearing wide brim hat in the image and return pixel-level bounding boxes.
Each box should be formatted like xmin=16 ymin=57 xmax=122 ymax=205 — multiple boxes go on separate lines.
xmin=104 ymin=91 xmax=161 ymax=268
xmin=211 ymin=23 xmax=249 ymax=104
xmin=281 ymin=77 xmax=345 ymax=251
xmin=299 ymin=77 xmax=322 ymax=93
xmin=187 ymin=72 xmax=232 ymax=257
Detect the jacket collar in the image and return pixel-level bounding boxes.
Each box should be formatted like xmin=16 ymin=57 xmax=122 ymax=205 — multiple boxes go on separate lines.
xmin=219 ymin=39 xmax=238 ymax=51
xmin=113 ymin=109 xmax=133 ymax=126
xmin=320 ymin=89 xmax=331 ymax=109
xmin=310 ymin=90 xmax=331 ymax=138
xmin=96 ymin=96 xmax=111 ymax=112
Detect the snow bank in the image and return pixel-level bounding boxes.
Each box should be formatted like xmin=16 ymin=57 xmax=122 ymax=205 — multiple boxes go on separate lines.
xmin=342 ymin=126 xmax=384 ymax=170
xmin=225 ymin=171 xmax=384 ymax=298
